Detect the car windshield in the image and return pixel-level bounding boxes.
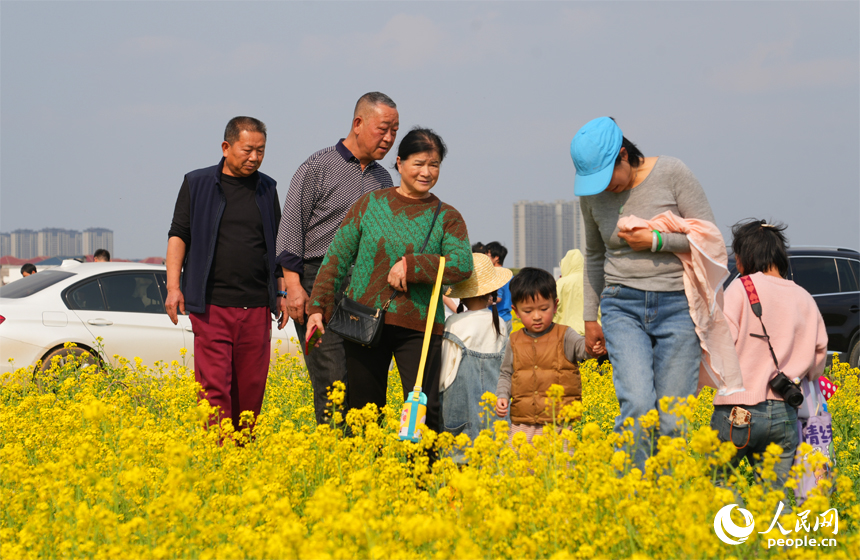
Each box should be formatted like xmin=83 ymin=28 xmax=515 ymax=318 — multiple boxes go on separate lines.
xmin=0 ymin=270 xmax=76 ymax=299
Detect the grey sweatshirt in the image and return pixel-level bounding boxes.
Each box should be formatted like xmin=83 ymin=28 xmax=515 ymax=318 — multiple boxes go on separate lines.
xmin=580 ymin=156 xmax=716 ymax=321
xmin=495 ymin=323 xmax=590 ymax=401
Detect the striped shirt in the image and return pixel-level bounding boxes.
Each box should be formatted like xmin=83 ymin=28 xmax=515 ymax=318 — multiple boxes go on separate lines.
xmin=276 ymin=140 xmax=394 ymax=275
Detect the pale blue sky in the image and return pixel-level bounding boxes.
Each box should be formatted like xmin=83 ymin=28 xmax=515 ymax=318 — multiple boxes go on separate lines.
xmin=2 ymin=1 xmax=858 ymax=259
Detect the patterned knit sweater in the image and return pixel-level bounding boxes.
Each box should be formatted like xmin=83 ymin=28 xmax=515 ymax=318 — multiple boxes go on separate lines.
xmin=308 ymin=188 xmax=473 ymax=335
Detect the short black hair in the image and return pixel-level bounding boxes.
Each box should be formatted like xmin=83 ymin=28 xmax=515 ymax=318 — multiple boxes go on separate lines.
xmin=21 ymin=263 xmax=36 ymax=275
xmin=510 ymin=267 xmax=557 ymax=306
xmin=93 ymin=248 xmax=110 ymax=261
xmin=731 ymin=219 xmax=790 ymax=277
xmin=224 ymin=116 xmax=267 ymax=144
xmin=484 ymin=241 xmax=508 ymax=266
xmin=395 ymin=127 xmax=447 ymax=172
xmin=471 ymin=242 xmax=485 ymax=253
xmin=615 ymin=137 xmax=644 ymax=168
xmin=608 ymin=118 xmax=644 ymax=168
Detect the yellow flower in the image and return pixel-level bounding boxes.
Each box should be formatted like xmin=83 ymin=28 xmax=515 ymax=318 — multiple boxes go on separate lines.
xmin=639 ymin=409 xmax=660 ymax=431
xmin=3 ymin=345 xmax=859 ymax=559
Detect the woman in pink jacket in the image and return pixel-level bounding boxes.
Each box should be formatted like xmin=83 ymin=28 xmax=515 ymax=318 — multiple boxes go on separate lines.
xmin=712 ymin=219 xmax=828 ymax=489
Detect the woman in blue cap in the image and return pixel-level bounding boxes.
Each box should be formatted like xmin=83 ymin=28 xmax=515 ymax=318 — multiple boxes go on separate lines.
xmin=571 ymin=116 xmax=718 ymax=469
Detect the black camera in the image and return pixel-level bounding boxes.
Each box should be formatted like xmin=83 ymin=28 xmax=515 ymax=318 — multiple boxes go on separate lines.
xmin=769 ymin=371 xmax=804 ymax=408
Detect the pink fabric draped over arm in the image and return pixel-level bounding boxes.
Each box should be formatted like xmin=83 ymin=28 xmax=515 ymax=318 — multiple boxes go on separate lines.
xmin=618 ymin=211 xmax=745 ymax=396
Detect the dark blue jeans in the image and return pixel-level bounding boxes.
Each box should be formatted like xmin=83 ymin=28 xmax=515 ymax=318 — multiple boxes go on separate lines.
xmin=711 ymin=400 xmax=799 ymax=488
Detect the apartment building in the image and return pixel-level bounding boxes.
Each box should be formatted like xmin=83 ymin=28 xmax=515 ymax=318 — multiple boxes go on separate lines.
xmin=513 ymin=199 xmax=585 ymax=273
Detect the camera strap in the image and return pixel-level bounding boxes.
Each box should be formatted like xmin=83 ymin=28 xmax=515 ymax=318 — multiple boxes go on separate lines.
xmin=740 ymin=275 xmax=781 ymax=373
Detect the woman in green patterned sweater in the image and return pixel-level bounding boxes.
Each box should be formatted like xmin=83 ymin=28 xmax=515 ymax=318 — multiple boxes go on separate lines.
xmin=306 ymin=128 xmax=473 ymax=432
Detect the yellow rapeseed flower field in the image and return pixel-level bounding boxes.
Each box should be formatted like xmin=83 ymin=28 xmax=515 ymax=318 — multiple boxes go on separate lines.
xmin=1 ymin=344 xmax=859 ymax=559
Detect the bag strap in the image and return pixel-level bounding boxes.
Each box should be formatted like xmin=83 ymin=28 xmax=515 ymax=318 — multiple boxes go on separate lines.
xmin=419 ymin=200 xmax=443 ymax=252
xmin=740 ymin=275 xmax=781 ymax=373
xmin=443 ymin=331 xmax=467 ymax=350
xmin=382 ymin=200 xmax=444 ymax=310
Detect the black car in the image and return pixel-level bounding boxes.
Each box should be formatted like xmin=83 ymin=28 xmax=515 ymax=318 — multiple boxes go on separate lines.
xmin=725 ymin=247 xmax=860 ymax=368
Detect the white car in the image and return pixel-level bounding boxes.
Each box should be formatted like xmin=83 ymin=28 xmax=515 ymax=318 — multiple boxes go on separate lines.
xmin=0 ymin=260 xmax=298 ymax=376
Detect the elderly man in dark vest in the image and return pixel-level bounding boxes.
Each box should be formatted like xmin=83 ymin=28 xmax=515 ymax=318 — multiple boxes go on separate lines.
xmin=165 ymin=116 xmax=284 ymax=432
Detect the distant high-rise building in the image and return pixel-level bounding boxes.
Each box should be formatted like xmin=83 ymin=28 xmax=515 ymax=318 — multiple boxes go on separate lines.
xmin=513 ymin=201 xmax=556 ymax=273
xmin=10 ymin=229 xmax=39 ymax=259
xmin=38 ymin=228 xmax=82 ymax=258
xmin=0 ymin=233 xmax=10 ymax=259
xmin=576 ymin=199 xmax=586 ymax=259
xmin=513 ymin=200 xmax=585 ymax=273
xmin=1 ymin=227 xmax=114 ymax=259
xmin=82 ymin=228 xmax=114 ymax=256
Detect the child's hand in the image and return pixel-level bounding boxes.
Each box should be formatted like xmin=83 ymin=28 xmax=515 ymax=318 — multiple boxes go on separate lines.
xmin=495 ymin=398 xmax=509 ymax=418
xmin=590 ymin=340 xmax=605 ymax=357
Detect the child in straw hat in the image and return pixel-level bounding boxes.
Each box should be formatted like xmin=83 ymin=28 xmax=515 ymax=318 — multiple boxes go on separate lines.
xmin=439 ymin=253 xmax=512 ymax=450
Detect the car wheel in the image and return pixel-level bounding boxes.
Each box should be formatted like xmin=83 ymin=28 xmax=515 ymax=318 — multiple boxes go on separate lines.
xmin=39 ymin=346 xmax=99 ymax=373
xmin=849 ymin=335 xmax=860 ymax=369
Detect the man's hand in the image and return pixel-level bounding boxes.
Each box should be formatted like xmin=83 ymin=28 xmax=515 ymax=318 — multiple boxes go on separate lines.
xmin=618 ymin=228 xmax=653 ymax=251
xmin=585 ymin=321 xmax=607 ymax=357
xmin=388 ymin=257 xmax=408 ymax=292
xmin=495 ymin=397 xmax=509 ymax=418
xmin=283 ymin=271 xmax=310 ymax=325
xmin=165 ymin=288 xmax=186 ymax=325
xmin=165 ymin=236 xmax=187 ymax=325
xmin=306 ymin=313 xmax=325 ymax=347
xmin=277 ymin=295 xmax=289 ymax=329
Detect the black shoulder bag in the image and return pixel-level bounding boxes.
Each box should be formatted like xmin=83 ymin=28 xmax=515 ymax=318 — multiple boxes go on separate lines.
xmin=327 ymin=200 xmax=443 ymax=347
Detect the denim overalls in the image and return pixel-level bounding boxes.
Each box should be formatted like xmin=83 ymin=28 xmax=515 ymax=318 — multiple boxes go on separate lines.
xmin=439 ymin=332 xmax=506 ymax=447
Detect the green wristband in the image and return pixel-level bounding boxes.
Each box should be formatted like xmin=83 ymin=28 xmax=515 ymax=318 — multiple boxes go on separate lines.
xmin=653 ymin=230 xmax=663 ymax=252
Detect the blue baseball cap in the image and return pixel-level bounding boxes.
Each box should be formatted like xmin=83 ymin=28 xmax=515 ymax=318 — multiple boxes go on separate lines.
xmin=570 ymin=117 xmax=623 ymax=196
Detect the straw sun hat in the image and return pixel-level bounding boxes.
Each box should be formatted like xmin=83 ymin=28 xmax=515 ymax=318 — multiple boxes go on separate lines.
xmin=446 ymin=253 xmax=512 ymax=299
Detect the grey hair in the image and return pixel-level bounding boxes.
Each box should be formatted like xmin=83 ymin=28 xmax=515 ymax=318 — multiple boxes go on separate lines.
xmin=354 ymin=92 xmax=397 ymax=117
xmin=224 ymin=116 xmax=267 ymax=144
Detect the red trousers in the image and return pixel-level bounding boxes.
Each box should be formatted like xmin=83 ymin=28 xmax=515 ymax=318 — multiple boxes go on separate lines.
xmin=190 ymin=305 xmax=271 ymax=431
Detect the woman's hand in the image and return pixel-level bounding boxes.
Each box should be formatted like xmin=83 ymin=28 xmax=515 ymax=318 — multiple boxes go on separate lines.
xmin=388 ymin=257 xmax=408 ymax=292
xmin=585 ymin=321 xmax=607 ymax=357
xmin=495 ymin=398 xmax=509 ymax=418
xmin=306 ymin=313 xmax=325 ymax=347
xmin=618 ymin=228 xmax=653 ymax=251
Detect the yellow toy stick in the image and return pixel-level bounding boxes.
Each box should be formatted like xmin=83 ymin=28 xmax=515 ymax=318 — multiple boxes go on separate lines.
xmin=399 ymin=256 xmax=446 ymax=442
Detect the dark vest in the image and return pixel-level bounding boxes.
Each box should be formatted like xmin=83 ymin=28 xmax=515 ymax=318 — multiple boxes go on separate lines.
xmin=181 ymin=158 xmax=279 ymax=314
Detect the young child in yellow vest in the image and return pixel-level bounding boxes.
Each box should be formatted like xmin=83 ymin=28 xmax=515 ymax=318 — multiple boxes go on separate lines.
xmin=495 ymin=267 xmax=602 ymax=443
